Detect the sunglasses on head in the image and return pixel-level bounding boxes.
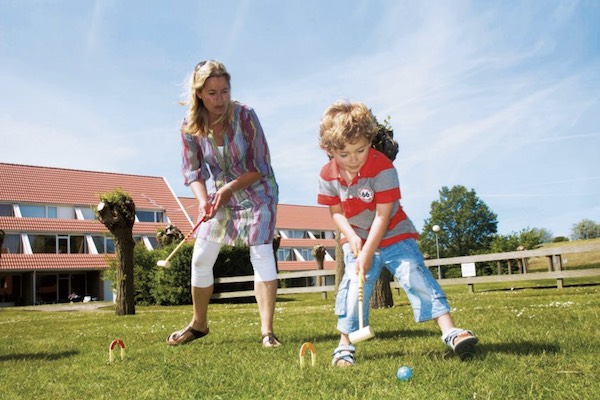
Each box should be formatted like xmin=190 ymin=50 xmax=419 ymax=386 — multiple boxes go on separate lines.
xmin=195 ymin=61 xmax=208 ymax=71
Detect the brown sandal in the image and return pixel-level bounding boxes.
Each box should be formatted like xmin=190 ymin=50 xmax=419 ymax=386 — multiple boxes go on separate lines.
xmin=261 ymin=333 xmax=282 ymax=348
xmin=166 ymin=326 xmax=209 ymax=346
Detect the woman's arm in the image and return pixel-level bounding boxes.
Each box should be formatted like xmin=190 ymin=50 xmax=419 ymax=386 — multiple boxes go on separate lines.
xmin=208 ymin=171 xmax=263 ymax=218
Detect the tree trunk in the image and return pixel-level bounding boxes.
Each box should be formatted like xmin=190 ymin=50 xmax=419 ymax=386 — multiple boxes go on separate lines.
xmin=114 ymin=234 xmax=136 ymax=315
xmin=96 ymin=190 xmax=136 ymax=316
xmin=312 ymin=244 xmax=327 ymax=299
xmin=334 ymin=228 xmax=344 ymax=292
xmin=370 ymin=268 xmax=394 ymax=309
xmin=272 ymin=233 xmax=281 ymax=273
xmin=369 ymin=120 xmax=399 ymax=308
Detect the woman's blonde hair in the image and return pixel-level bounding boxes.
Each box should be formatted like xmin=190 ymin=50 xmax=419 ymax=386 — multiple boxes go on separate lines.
xmin=181 ymin=60 xmax=232 ymax=136
xmin=319 ymin=100 xmax=378 ymax=151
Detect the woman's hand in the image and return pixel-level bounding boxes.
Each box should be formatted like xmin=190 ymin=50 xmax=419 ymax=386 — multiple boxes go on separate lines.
xmin=205 ymin=184 xmax=234 ymax=219
xmin=197 ymin=200 xmax=212 ymax=221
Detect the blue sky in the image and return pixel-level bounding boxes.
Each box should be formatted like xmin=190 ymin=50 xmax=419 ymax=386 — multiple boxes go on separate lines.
xmin=1 ymin=1 xmax=599 ymax=238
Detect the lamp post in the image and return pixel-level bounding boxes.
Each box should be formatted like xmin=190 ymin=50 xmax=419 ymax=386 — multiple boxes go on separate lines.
xmin=432 ymin=225 xmax=441 ymax=279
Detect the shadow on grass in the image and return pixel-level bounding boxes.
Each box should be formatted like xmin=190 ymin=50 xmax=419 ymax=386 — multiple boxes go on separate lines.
xmin=477 ymin=341 xmax=560 ymax=356
xmin=374 ymin=328 xmax=433 ymax=340
xmin=0 ymin=350 xmax=79 ymax=362
xmin=211 ymin=296 xmax=296 ymax=304
xmin=362 ymin=336 xmax=560 ymax=362
xmin=480 ymin=282 xmax=600 ymax=293
xmin=284 ymin=329 xmax=433 ymax=346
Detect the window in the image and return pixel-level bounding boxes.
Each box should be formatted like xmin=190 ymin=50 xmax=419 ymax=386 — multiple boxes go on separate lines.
xmin=80 ymin=207 xmax=96 ymax=220
xmin=106 ymin=238 xmax=115 ymax=253
xmin=70 ymin=236 xmax=86 ymax=253
xmin=92 ymin=236 xmax=105 ymax=253
xmin=29 ymin=234 xmax=87 ymax=254
xmin=137 ymin=210 xmax=165 ymax=223
xmin=0 ymin=204 xmax=14 ymax=217
xmin=1 ymin=234 xmax=23 ymax=254
xmin=280 ymin=230 xmax=306 ymax=239
xmin=30 ymin=235 xmax=57 ymax=253
xmin=56 ymin=207 xmax=75 ymax=219
xmin=299 ymin=248 xmax=314 ymax=261
xmin=20 ymin=205 xmax=46 ymax=218
xmin=326 ymin=247 xmax=336 ymax=260
xmin=146 ymin=236 xmax=160 ymax=250
xmin=309 ymin=230 xmax=333 ymax=239
xmin=277 ymin=248 xmax=296 ymax=261
xmin=92 ymin=236 xmax=115 ymax=254
xmin=58 ymin=236 xmax=69 ymax=253
xmin=20 ymin=205 xmax=58 ymax=218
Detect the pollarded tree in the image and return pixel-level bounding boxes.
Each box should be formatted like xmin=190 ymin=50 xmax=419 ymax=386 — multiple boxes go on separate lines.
xmin=420 ymin=185 xmax=498 ymax=259
xmin=312 ymin=244 xmax=327 ymax=297
xmin=369 ymin=116 xmax=397 ymax=309
xmin=97 ymin=188 xmax=136 ymax=316
xmin=156 ymin=224 xmax=184 ymax=247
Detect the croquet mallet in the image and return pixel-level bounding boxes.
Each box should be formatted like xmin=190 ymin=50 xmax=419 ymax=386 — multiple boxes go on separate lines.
xmin=348 ymin=273 xmax=375 ymax=343
xmin=156 ymin=218 xmax=204 ymax=268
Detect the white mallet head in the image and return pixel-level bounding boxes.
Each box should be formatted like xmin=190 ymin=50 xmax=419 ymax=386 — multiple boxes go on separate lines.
xmin=156 ymin=260 xmax=171 ymax=268
xmin=349 ymin=326 xmax=375 ymax=344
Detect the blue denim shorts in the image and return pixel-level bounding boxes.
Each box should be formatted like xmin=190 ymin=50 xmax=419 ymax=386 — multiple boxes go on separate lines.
xmin=335 ymin=239 xmax=451 ymax=334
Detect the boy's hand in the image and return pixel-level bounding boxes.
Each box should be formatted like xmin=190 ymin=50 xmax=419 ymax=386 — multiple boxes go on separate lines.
xmin=348 ymin=235 xmax=362 ymax=258
xmin=355 ymin=252 xmax=372 ymax=283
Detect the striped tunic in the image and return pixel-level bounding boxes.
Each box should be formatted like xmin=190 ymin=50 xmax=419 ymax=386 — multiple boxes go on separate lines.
xmin=181 ymin=102 xmax=278 ymax=246
xmin=317 ymin=148 xmax=418 ymax=247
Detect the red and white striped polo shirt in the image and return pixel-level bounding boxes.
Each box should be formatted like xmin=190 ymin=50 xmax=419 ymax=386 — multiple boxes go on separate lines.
xmin=317 ymin=148 xmax=419 ymax=247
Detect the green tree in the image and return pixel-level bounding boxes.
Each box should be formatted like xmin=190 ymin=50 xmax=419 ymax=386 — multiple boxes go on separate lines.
xmin=571 ymin=219 xmax=600 ymax=240
xmin=421 ymin=185 xmax=498 ymax=258
xmin=518 ymin=227 xmax=553 ymax=248
xmin=489 ymin=233 xmax=521 ymax=253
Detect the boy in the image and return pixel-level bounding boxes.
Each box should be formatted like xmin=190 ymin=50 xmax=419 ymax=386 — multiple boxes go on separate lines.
xmin=317 ymin=100 xmax=477 ymax=366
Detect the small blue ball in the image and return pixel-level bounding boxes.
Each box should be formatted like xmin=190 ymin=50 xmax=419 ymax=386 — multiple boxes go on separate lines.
xmin=396 ymin=366 xmax=413 ymax=381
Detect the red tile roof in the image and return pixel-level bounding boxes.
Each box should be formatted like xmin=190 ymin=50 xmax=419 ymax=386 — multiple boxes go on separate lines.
xmin=0 ymin=253 xmax=114 ymax=272
xmin=0 ymin=163 xmax=192 ymax=232
xmin=179 ymin=197 xmax=335 ymax=231
xmin=0 ymin=216 xmax=163 ymax=235
xmin=278 ymin=261 xmax=336 ymax=271
xmin=276 ymin=204 xmax=335 ymax=230
xmin=279 ymin=238 xmax=336 ymax=248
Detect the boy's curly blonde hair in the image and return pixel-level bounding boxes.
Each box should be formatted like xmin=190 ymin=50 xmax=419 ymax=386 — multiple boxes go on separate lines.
xmin=319 ymin=100 xmax=378 ymax=151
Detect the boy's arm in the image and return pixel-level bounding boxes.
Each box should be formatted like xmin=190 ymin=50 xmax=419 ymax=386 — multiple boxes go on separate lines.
xmin=329 ymin=204 xmax=362 ymax=254
xmin=329 ymin=202 xmax=394 ymax=278
xmin=361 ymin=202 xmax=394 ymax=259
xmin=357 ymin=202 xmax=393 ymax=278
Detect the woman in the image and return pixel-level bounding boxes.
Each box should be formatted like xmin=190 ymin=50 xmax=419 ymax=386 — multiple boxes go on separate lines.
xmin=167 ymin=60 xmax=281 ymax=347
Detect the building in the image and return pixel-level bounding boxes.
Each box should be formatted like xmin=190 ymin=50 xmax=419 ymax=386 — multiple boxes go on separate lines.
xmin=178 ymin=198 xmax=337 ymax=272
xmin=0 ymin=163 xmax=337 ymax=306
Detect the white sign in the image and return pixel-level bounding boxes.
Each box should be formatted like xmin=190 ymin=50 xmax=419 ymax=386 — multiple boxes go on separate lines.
xmin=461 ymin=262 xmax=476 ymax=277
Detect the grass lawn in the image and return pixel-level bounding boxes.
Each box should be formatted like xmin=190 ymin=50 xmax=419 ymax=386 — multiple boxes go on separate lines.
xmin=1 ymin=281 xmax=599 ymax=399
